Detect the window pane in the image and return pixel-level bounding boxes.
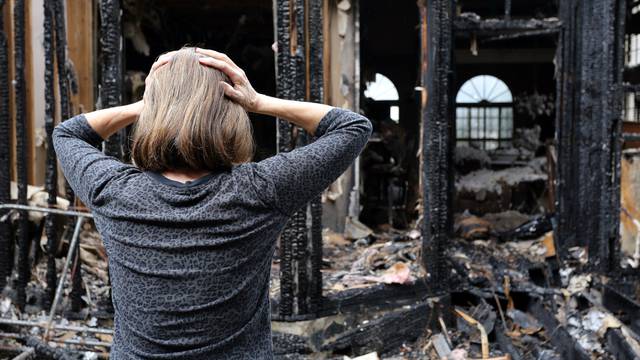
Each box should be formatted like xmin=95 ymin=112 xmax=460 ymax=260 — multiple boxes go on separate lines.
xmin=390 ymin=106 xmax=400 ymax=122
xmin=501 ymin=107 xmax=513 ymax=138
xmin=456 ymin=118 xmax=468 ymax=138
xmin=457 ymin=107 xmax=468 ymax=121
xmin=455 ymin=104 xmax=514 ymax=147
xmin=470 ymin=108 xmax=479 ymax=138
xmin=486 ymin=116 xmax=499 ymax=139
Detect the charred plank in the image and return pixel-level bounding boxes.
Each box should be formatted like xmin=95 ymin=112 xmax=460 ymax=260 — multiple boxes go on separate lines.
xmin=0 ymin=0 xmax=12 ymax=289
xmin=555 ymin=0 xmax=626 ymax=273
xmin=319 ymin=301 xmax=432 ymax=355
xmin=454 ymin=17 xmax=561 ymax=34
xmin=420 ymin=0 xmax=455 ymax=297
xmin=99 ymin=0 xmax=123 ymax=158
xmin=13 ymin=0 xmax=30 ymax=310
xmin=275 ymin=0 xmax=324 ymax=319
xmin=527 ymin=296 xmax=591 ymax=360
xmin=43 ymin=0 xmax=58 ymax=306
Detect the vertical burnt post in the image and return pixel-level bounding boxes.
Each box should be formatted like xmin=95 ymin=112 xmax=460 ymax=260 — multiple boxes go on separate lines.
xmin=0 ymin=0 xmax=11 ymax=290
xmin=43 ymin=0 xmax=58 ymax=306
xmin=420 ymin=0 xmax=454 ymax=297
xmin=13 ymin=0 xmax=30 ymax=310
xmin=99 ymin=0 xmax=123 ymax=158
xmin=275 ymin=0 xmax=324 ymax=319
xmin=307 ymin=0 xmax=324 ymax=314
xmin=53 ymin=0 xmax=84 ymax=311
xmin=556 ymin=0 xmax=625 ymax=272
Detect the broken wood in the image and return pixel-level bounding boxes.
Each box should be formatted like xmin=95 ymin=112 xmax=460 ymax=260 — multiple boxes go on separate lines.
xmin=320 ymin=301 xmax=432 ymax=355
xmin=455 ymin=308 xmax=489 ymax=359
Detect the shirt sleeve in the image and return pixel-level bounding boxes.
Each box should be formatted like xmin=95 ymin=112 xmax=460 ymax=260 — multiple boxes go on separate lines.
xmin=246 ymin=108 xmax=372 ymax=216
xmin=52 ymin=115 xmax=133 ymax=208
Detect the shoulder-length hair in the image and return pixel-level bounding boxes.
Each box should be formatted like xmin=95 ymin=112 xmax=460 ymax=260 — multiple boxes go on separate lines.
xmin=131 ymin=47 xmax=254 ymax=172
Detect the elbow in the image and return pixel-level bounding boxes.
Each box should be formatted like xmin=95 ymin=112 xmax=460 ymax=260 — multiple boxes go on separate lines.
xmin=356 ymin=114 xmax=373 ymax=141
xmin=51 ymin=123 xmax=68 ymax=153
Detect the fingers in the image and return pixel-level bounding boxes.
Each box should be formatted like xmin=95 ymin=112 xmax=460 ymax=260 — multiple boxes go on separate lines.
xmin=150 ymin=50 xmax=177 ymax=74
xmin=198 ymin=57 xmax=245 ymax=84
xmin=220 ymin=81 xmax=243 ymax=100
xmin=195 ymin=48 xmax=238 ymax=67
xmin=150 ymin=57 xmax=169 ymax=73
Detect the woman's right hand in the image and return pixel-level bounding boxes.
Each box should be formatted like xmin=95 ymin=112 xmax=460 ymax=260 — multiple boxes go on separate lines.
xmin=196 ymin=48 xmax=262 ymax=113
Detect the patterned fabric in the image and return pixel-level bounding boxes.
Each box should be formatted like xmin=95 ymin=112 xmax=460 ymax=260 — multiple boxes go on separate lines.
xmin=53 ymin=108 xmax=372 ymax=359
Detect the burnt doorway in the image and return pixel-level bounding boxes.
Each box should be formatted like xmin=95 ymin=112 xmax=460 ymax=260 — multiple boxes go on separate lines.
xmin=358 ymin=0 xmax=421 ymax=230
xmin=452 ymin=1 xmax=559 ymax=244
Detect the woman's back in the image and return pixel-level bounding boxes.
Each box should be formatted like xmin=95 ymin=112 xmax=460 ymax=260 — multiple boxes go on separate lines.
xmin=53 ymin=106 xmax=371 ymax=359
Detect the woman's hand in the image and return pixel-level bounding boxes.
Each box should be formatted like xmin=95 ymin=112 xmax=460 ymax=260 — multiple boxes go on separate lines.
xmin=144 ymin=51 xmax=176 ymax=98
xmin=196 ymin=48 xmax=261 ymax=112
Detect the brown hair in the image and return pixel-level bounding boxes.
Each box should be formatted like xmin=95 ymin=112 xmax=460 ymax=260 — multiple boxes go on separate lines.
xmin=131 ymin=47 xmax=254 ymax=172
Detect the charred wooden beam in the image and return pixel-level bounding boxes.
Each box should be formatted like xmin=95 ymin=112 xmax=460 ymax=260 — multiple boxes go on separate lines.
xmin=272 ymin=281 xmax=431 ymax=321
xmin=99 ymin=0 xmax=123 ymax=158
xmin=602 ymin=284 xmax=640 ymax=334
xmin=527 ymin=296 xmax=592 ymax=360
xmin=481 ymin=28 xmax=560 ymax=43
xmin=275 ymin=0 xmax=299 ymax=318
xmin=0 ymin=0 xmax=11 ymax=290
xmin=275 ymin=0 xmax=324 ymax=319
xmin=420 ymin=0 xmax=454 ymax=296
xmin=578 ymin=290 xmax=640 ymax=359
xmin=43 ymin=0 xmax=58 ymax=307
xmin=13 ymin=0 xmax=30 ymax=310
xmin=319 ymin=302 xmax=432 ymax=355
xmin=454 ymin=17 xmax=561 ymax=35
xmin=555 ymin=0 xmax=626 ymax=272
xmin=307 ymin=0 xmax=324 ymax=316
xmin=56 ymin=0 xmax=83 ymax=311
xmin=606 ymin=328 xmax=640 ymax=360
xmin=494 ymin=320 xmax=523 ymax=360
xmin=53 ymin=0 xmax=69 ymax=122
xmin=24 ymin=336 xmax=73 ymax=360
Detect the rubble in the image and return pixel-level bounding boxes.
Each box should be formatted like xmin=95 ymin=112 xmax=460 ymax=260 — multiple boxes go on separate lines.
xmin=454 ymin=146 xmax=491 ymax=175
xmin=455 ymin=163 xmax=548 ymax=214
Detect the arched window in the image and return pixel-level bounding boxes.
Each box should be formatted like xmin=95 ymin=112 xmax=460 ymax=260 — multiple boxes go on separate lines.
xmin=364 ymin=73 xmax=400 ymax=122
xmin=455 ymin=75 xmax=513 ymax=150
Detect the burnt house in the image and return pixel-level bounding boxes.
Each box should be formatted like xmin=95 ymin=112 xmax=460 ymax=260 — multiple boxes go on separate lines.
xmin=0 ymin=0 xmax=638 ymax=358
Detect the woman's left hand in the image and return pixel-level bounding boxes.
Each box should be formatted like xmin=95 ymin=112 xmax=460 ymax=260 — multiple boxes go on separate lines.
xmin=195 ymin=48 xmax=261 ymax=112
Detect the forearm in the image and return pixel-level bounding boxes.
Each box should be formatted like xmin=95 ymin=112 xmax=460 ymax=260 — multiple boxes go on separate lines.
xmin=252 ymin=94 xmax=333 ymax=136
xmin=85 ymin=101 xmax=142 ymax=140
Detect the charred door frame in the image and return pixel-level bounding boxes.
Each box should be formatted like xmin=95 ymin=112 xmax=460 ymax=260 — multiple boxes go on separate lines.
xmin=419 ymin=0 xmax=455 ymax=296
xmin=274 ymin=0 xmax=324 ymax=320
xmin=555 ymin=0 xmax=626 ymax=273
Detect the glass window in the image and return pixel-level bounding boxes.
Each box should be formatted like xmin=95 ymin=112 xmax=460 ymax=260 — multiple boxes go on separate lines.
xmin=455 ymin=75 xmax=514 ymax=150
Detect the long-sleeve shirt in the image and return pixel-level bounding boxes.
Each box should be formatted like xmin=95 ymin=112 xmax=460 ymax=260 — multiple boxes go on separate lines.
xmin=52 ymin=108 xmax=372 ymax=360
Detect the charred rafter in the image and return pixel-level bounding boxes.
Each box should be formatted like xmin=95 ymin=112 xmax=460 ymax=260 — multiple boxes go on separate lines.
xmin=275 ymin=0 xmax=324 ymax=319
xmin=454 ymin=17 xmax=561 ymax=36
xmin=0 ymin=0 xmax=11 ymax=290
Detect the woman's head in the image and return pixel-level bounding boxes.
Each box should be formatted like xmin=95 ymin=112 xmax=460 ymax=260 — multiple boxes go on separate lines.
xmin=131 ymin=47 xmax=254 ymax=172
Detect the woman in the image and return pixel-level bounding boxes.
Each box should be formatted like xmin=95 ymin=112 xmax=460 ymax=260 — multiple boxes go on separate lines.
xmin=53 ymin=47 xmax=371 ymax=359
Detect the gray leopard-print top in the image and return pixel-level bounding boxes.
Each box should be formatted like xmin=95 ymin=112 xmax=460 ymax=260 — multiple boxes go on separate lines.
xmin=53 ymin=108 xmax=372 ymax=359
